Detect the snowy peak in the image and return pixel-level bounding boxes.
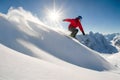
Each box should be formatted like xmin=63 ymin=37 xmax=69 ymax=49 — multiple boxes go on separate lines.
xmin=77 ymin=31 xmax=118 ymax=53
xmin=105 ymin=33 xmax=120 ymax=41
xmin=112 ymin=35 xmax=120 ymax=49
xmin=105 ymin=33 xmax=120 ymax=51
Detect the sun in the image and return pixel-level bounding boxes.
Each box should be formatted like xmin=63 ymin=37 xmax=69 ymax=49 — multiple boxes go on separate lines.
xmin=45 ymin=0 xmax=63 ymax=22
xmin=44 ymin=0 xmax=65 ymax=22
xmin=48 ymin=11 xmax=60 ymax=21
xmin=48 ymin=10 xmax=60 ymax=21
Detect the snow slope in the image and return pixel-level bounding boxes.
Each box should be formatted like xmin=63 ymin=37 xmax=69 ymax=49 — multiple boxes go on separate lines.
xmin=107 ymin=52 xmax=120 ymax=68
xmin=1 ymin=44 xmax=120 ymax=80
xmin=0 ymin=7 xmax=120 ymax=80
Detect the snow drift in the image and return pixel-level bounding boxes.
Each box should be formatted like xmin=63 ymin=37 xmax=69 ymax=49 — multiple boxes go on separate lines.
xmin=107 ymin=53 xmax=120 ymax=68
xmin=0 ymin=7 xmax=114 ymax=71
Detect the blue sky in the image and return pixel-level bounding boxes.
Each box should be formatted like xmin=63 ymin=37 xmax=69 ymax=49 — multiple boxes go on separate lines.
xmin=0 ymin=0 xmax=120 ymax=34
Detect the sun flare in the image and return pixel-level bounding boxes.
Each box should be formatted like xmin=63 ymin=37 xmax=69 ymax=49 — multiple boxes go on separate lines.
xmin=48 ymin=10 xmax=60 ymax=21
xmin=44 ymin=0 xmax=65 ymax=22
xmin=47 ymin=9 xmax=62 ymax=22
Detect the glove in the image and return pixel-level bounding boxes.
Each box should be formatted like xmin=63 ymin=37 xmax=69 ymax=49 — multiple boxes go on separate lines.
xmin=82 ymin=31 xmax=85 ymax=35
xmin=63 ymin=19 xmax=66 ymax=21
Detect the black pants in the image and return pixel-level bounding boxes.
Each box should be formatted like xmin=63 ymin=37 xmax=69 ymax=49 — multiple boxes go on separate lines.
xmin=69 ymin=27 xmax=78 ymax=38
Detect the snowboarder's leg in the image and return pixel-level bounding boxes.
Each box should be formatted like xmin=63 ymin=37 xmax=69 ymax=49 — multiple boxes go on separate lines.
xmin=71 ymin=29 xmax=78 ymax=38
xmin=69 ymin=27 xmax=78 ymax=38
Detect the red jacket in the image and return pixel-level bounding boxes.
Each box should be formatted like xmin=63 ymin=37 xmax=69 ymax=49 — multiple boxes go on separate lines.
xmin=63 ymin=18 xmax=84 ymax=33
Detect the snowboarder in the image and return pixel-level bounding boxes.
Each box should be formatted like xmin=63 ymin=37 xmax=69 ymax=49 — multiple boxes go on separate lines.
xmin=63 ymin=16 xmax=85 ymax=38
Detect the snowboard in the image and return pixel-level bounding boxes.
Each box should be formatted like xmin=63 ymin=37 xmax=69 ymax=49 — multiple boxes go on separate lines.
xmin=64 ymin=35 xmax=79 ymax=41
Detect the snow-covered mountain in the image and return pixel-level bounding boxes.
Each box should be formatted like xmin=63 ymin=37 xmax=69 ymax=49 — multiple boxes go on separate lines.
xmin=0 ymin=7 xmax=120 ymax=80
xmin=110 ymin=35 xmax=120 ymax=51
xmin=77 ymin=31 xmax=118 ymax=53
xmin=113 ymin=36 xmax=120 ymax=48
xmin=105 ymin=33 xmax=120 ymax=51
xmin=105 ymin=33 xmax=120 ymax=42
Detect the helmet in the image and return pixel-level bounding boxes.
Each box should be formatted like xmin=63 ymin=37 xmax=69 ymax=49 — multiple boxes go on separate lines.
xmin=76 ymin=16 xmax=82 ymax=20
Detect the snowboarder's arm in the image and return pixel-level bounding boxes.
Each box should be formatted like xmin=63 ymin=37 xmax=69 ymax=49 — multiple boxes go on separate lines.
xmin=78 ymin=21 xmax=85 ymax=35
xmin=63 ymin=19 xmax=72 ymax=22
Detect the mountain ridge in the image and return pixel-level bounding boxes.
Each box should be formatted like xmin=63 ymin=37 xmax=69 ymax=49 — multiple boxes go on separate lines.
xmin=77 ymin=31 xmax=120 ymax=53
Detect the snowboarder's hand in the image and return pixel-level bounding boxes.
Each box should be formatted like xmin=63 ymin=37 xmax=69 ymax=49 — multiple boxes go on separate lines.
xmin=82 ymin=31 xmax=85 ymax=35
xmin=63 ymin=19 xmax=66 ymax=21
